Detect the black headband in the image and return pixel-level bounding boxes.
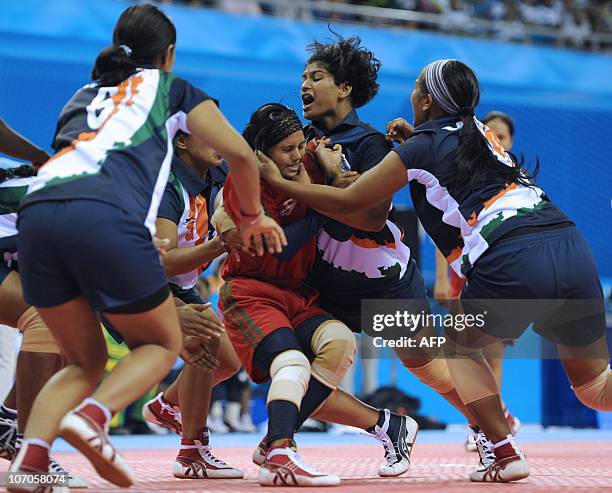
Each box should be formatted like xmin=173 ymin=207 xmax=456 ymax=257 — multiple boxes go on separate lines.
xmin=246 ymin=104 xmax=303 ymax=152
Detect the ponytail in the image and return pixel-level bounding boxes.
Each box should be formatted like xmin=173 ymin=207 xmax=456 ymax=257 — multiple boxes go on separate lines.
xmin=91 ymin=45 xmax=138 ymax=87
xmin=91 ymin=4 xmax=176 ymax=87
xmin=454 ymin=116 xmax=537 ymax=189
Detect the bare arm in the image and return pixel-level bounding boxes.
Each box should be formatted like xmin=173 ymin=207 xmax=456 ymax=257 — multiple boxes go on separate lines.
xmin=156 ymin=217 xmax=225 ymax=277
xmin=261 ymin=148 xmax=408 ymax=215
xmin=187 ymin=101 xmax=260 ymax=215
xmin=0 ymin=119 xmax=50 ymax=166
xmin=434 ymin=248 xmax=452 ymax=301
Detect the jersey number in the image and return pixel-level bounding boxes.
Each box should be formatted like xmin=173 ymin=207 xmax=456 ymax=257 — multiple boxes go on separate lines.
xmin=86 ymin=87 xmax=119 ymax=130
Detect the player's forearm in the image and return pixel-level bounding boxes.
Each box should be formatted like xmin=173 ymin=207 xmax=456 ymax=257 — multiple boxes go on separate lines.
xmin=225 ymin=149 xmax=262 ymax=217
xmin=317 ymin=199 xmax=390 ymax=232
xmin=0 ymin=120 xmax=49 ymax=163
xmin=272 ymin=178 xmax=356 ymax=214
xmin=163 ymin=238 xmax=225 ymax=277
xmin=435 ymin=248 xmax=450 ymax=281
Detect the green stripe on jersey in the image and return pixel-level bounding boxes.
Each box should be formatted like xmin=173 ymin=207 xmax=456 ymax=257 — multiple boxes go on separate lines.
xmin=128 ymin=72 xmax=177 ymax=149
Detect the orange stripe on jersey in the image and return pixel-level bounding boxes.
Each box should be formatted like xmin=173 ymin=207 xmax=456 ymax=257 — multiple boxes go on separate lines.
xmin=42 ymin=77 xmax=143 ymax=168
xmin=467 ymin=182 xmax=518 ymax=226
xmin=350 ymin=236 xmax=396 ymax=249
xmin=446 ymin=246 xmax=462 ymax=263
xmin=185 ymin=194 xmax=209 ymax=244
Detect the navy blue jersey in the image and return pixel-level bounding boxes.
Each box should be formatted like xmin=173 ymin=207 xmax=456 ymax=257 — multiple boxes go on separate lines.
xmin=393 ymin=115 xmax=570 ymax=276
xmin=306 ymin=110 xmax=413 ymax=298
xmin=22 ymin=69 xmax=212 ymax=236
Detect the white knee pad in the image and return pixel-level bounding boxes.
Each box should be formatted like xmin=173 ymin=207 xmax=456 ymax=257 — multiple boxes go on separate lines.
xmin=310 ymin=321 xmax=356 ymax=389
xmin=573 ymin=365 xmax=611 ymax=412
xmin=267 ymin=349 xmax=310 ymax=407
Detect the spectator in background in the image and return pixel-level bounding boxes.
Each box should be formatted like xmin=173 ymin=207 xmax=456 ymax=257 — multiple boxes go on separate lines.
xmin=561 ymin=7 xmax=592 ymax=48
xmin=495 ymin=1 xmax=528 ymax=42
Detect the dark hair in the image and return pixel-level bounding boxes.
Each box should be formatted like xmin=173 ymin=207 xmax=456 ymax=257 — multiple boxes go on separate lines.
xmin=482 ymin=111 xmax=515 ymax=137
xmin=242 ymin=103 xmax=303 ymax=154
xmin=306 ymin=35 xmax=380 ymax=109
xmin=420 ymin=61 xmax=537 ymax=189
xmin=0 ymin=164 xmax=36 ymax=184
xmin=91 ymin=4 xmax=176 ymax=87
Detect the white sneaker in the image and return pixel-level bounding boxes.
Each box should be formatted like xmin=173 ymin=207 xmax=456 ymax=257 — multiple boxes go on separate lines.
xmin=258 ymin=440 xmax=340 ymax=487
xmin=465 ymin=430 xmax=477 ymax=452
xmin=366 ymin=409 xmax=418 ymax=477
xmin=470 ymin=437 xmax=529 ymax=483
xmin=469 ymin=427 xmax=495 ymax=470
xmin=173 ymin=437 xmax=244 ymax=479
xmin=49 ymin=455 xmax=89 ymax=488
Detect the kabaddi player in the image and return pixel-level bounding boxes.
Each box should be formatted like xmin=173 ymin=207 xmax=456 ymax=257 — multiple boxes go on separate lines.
xmin=433 ymin=110 xmax=521 ymax=452
xmin=259 ymin=58 xmax=611 ymax=483
xmin=8 ymin=4 xmax=284 ymax=491
xmin=219 ymin=102 xmax=359 ymax=486
xmin=143 ymin=130 xmax=243 ymax=479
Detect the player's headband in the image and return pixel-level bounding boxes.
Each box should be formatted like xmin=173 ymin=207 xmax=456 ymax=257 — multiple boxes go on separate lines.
xmin=423 ymin=59 xmax=473 ymax=117
xmin=244 ymin=103 xmax=303 ymax=153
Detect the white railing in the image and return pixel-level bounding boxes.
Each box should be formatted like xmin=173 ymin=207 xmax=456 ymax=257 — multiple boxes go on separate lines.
xmin=207 ymin=0 xmax=612 ymax=51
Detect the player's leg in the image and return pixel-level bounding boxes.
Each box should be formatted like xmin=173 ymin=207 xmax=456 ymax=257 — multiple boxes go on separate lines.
xmin=220 ymin=279 xmax=339 ymax=486
xmin=252 ymin=330 xmax=339 ymax=487
xmin=172 ymin=306 xmax=243 ymax=479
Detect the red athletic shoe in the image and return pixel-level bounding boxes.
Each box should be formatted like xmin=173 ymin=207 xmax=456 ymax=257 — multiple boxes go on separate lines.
xmin=59 ymin=402 xmax=134 ymax=487
xmin=7 ymin=441 xmax=69 ymax=493
xmin=142 ymin=392 xmax=182 ymax=435
xmin=258 ymin=439 xmax=340 ymax=487
xmin=173 ymin=431 xmax=244 ymax=479
xmin=252 ymin=436 xmax=267 ymax=466
xmin=470 ymin=437 xmax=529 ymax=483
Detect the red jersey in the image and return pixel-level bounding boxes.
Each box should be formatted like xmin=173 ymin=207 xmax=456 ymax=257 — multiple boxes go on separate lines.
xmin=222 ymin=156 xmax=322 ymax=289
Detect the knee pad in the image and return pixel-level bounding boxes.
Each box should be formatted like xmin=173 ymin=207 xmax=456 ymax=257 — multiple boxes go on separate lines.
xmin=406 ymin=358 xmax=455 ymax=395
xmin=18 ymin=307 xmax=59 ymax=354
xmin=310 ymin=321 xmax=356 ymax=389
xmin=572 ymin=365 xmax=611 ymax=412
xmin=267 ymin=349 xmax=310 ymax=406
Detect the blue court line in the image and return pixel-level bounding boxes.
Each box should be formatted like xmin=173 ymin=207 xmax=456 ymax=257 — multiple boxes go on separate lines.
xmin=50 ymin=428 xmax=612 ymax=453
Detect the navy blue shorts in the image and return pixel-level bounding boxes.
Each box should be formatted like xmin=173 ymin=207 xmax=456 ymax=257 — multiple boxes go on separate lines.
xmin=0 ymin=259 xmax=12 ymax=285
xmin=317 ymin=258 xmax=430 ymax=332
xmin=462 ymin=225 xmax=605 ymax=347
xmin=169 ymin=284 xmax=205 ymax=305
xmin=18 ymin=200 xmax=169 ymax=313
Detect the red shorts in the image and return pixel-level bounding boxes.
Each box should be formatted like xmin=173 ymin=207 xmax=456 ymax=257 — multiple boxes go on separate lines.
xmin=218 ymin=278 xmax=326 ymax=382
xmin=450 ymin=269 xmax=466 ymax=299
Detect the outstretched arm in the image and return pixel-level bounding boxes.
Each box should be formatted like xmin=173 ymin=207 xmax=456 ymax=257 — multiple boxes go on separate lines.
xmin=0 ymin=119 xmax=50 ymax=167
xmin=260 ymin=146 xmax=408 ymax=215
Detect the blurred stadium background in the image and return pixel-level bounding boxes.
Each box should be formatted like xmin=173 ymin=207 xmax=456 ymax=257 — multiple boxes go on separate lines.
xmin=0 ymin=0 xmax=610 ymax=433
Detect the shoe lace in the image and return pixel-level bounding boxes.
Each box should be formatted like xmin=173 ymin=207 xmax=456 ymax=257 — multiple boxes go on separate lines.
xmin=475 ymin=431 xmax=495 ymax=469
xmin=362 ymin=409 xmax=396 ymax=466
xmin=285 ymin=448 xmax=321 ymax=475
xmin=0 ymin=418 xmax=17 ymax=455
xmin=199 ymin=443 xmax=230 ymax=467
